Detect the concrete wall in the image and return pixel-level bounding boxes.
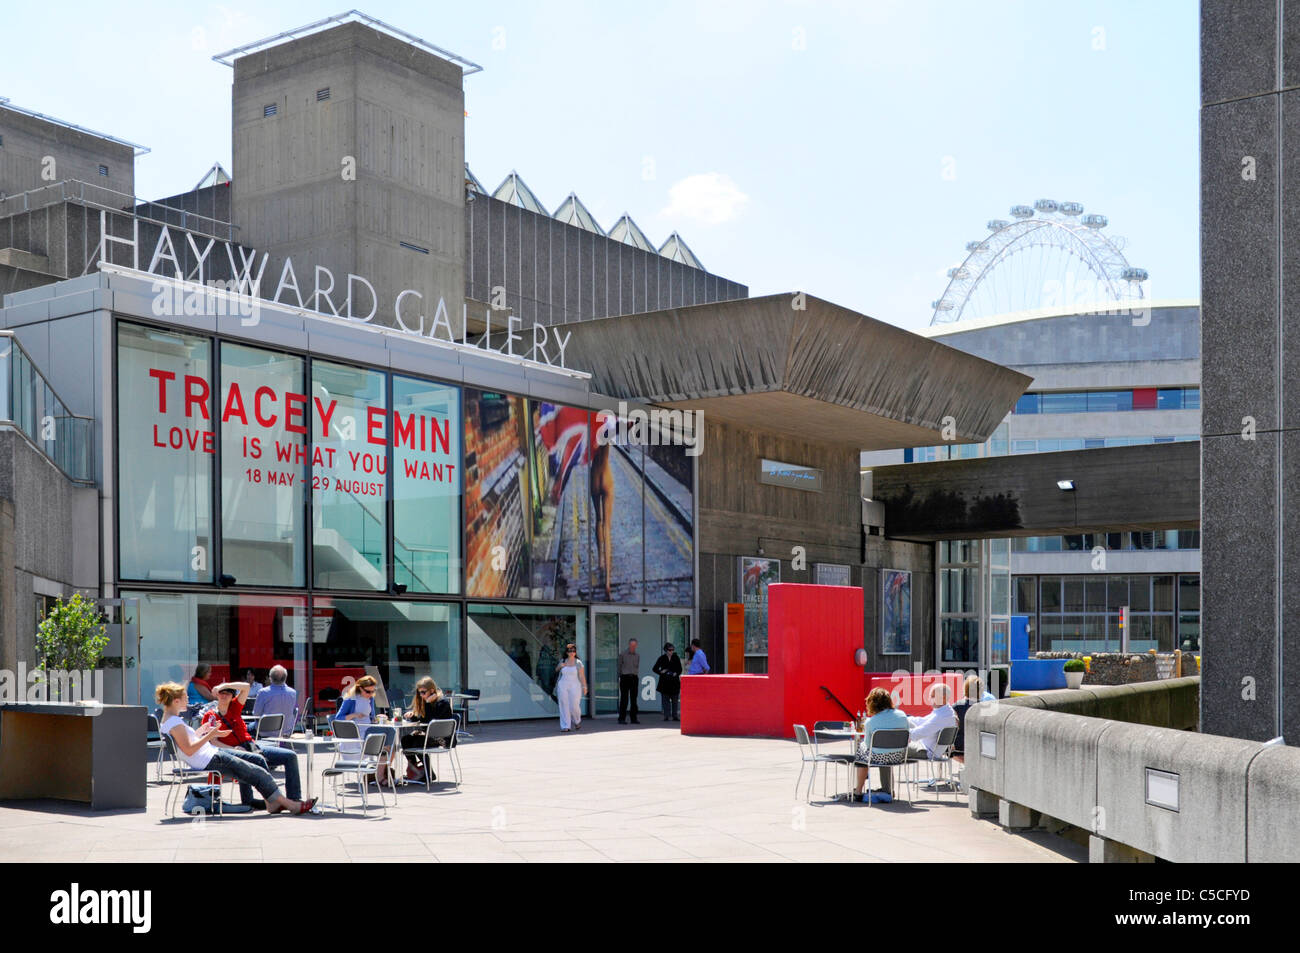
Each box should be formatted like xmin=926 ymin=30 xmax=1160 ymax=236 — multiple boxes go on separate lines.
xmin=1199 ymin=0 xmax=1300 ymax=742
xmin=0 ymin=105 xmax=134 ymax=201
xmin=0 ymin=429 xmax=101 ymax=672
xmin=232 ymin=21 xmax=465 ymax=333
xmin=466 ymin=193 xmax=747 ymax=327
xmin=696 ymin=418 xmax=934 ymax=674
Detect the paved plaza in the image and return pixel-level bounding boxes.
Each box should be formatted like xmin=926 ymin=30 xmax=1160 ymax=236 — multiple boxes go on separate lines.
xmin=0 ymin=720 xmax=1084 ymax=863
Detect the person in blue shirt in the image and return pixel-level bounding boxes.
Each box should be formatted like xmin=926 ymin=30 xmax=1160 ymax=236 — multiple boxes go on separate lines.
xmin=686 ymin=639 xmax=710 ymax=675
xmin=251 ymin=664 xmax=299 ymax=736
xmin=853 ymin=687 xmax=911 ymax=800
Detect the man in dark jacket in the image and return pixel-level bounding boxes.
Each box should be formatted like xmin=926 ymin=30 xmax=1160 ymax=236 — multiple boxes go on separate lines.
xmin=652 ymin=643 xmax=683 ymax=721
xmin=617 ymin=639 xmax=641 ymax=724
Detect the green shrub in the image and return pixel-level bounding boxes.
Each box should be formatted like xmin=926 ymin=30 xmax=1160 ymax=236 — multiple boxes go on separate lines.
xmin=36 ymin=593 xmax=109 ymax=692
xmin=1063 ymin=658 xmax=1086 ymax=673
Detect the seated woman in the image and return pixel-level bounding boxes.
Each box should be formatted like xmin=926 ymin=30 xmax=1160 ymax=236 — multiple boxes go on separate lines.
xmin=187 ymin=664 xmax=215 ymax=708
xmin=852 ymin=687 xmax=911 ymax=801
xmin=156 ymin=682 xmax=316 ymax=815
xmin=397 ymin=676 xmax=455 ymax=783
xmin=334 ymin=675 xmax=399 ymax=785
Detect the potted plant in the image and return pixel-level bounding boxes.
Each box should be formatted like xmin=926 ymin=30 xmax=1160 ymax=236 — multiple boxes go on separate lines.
xmin=35 ymin=593 xmax=109 ymax=702
xmin=1063 ymin=658 xmax=1086 ymax=689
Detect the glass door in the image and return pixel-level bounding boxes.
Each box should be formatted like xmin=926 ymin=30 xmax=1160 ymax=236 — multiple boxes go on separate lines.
xmin=590 ymin=610 xmax=691 ymax=718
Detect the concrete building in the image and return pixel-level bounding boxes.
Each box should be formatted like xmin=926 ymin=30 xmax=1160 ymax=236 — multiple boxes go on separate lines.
xmin=862 ymin=302 xmax=1202 ymax=670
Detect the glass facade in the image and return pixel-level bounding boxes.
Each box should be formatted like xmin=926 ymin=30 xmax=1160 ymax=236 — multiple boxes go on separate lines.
xmin=1012 ymin=387 xmax=1199 ymax=414
xmin=114 ymin=320 xmax=694 ymax=718
xmin=1013 ymin=573 xmax=1199 ymax=654
xmin=1013 ymin=530 xmax=1200 ymax=553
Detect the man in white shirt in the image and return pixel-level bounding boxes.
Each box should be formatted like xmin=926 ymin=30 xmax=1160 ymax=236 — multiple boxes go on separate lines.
xmin=906 ymin=683 xmax=959 ymax=761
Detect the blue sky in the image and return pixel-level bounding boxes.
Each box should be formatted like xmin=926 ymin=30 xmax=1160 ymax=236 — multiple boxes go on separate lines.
xmin=2 ymin=1 xmax=1198 ymax=331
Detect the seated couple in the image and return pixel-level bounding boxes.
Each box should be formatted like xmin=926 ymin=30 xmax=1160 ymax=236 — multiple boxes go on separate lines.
xmin=333 ymin=675 xmax=455 ymax=785
xmin=157 ymin=682 xmax=316 ymax=815
xmin=852 ymin=684 xmax=959 ymax=802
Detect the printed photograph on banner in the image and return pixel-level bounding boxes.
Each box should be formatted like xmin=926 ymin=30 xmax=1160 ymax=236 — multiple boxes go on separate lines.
xmin=740 ymin=556 xmax=780 ymax=659
xmin=881 ymin=568 xmax=912 ymax=655
xmin=392 ymin=376 xmax=461 ymax=594
xmin=464 ymin=390 xmax=530 ymax=598
xmin=642 ymin=436 xmax=694 ymax=607
xmin=526 ymin=401 xmax=591 ymax=601
xmin=587 ymin=409 xmax=644 ymax=604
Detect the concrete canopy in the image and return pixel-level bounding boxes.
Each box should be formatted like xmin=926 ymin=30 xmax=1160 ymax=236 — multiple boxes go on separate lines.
xmin=558 ymin=293 xmax=1031 ymax=449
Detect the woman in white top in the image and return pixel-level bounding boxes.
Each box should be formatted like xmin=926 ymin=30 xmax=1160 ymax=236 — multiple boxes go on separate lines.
xmin=156 ymin=682 xmax=316 ymax=815
xmin=555 ymin=643 xmax=588 ymax=732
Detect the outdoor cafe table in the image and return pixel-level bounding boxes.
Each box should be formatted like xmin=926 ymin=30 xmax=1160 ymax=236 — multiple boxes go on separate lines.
xmin=265 ymin=734 xmax=337 ymax=801
xmin=816 ymin=726 xmax=864 ymax=801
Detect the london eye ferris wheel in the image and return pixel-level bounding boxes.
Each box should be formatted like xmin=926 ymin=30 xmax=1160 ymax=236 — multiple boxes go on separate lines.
xmin=929 ymin=200 xmax=1148 ymax=325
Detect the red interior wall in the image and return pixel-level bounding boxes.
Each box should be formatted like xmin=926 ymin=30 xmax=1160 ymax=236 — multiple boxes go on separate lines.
xmin=864 ymin=673 xmax=966 ymax=716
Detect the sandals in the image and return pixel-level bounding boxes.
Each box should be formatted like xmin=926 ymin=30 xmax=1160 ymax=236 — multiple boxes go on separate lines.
xmin=295 ymin=798 xmax=318 ymax=815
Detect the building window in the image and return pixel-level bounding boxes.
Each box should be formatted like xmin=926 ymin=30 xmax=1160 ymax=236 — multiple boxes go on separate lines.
xmin=316 ymin=87 xmax=330 ymax=102
xmin=392 ymin=375 xmax=462 ymax=594
xmin=116 ymin=322 xmax=213 ymax=583
xmin=219 ymin=342 xmax=307 ymax=587
xmin=311 ymin=360 xmax=388 ymax=591
xmin=1013 ymin=393 xmax=1039 ymax=414
xmin=264 ymin=103 xmax=278 ymax=117
xmin=468 ymin=604 xmax=582 ymax=720
xmin=98 ymin=164 xmax=109 ymax=177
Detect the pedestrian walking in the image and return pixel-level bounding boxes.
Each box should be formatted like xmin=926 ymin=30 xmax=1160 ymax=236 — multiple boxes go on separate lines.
xmin=617 ymin=638 xmax=641 ymax=723
xmin=556 ymin=642 xmax=588 ymax=732
xmin=652 ymin=643 xmax=682 ymax=721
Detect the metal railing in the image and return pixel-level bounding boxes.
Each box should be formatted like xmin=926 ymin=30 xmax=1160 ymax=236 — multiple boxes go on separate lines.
xmin=0 ymin=331 xmax=94 ymax=482
xmin=0 ymin=179 xmax=239 ymax=242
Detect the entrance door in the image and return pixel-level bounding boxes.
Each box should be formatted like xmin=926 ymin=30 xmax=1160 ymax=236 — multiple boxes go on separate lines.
xmin=590 ymin=610 xmax=691 ymax=718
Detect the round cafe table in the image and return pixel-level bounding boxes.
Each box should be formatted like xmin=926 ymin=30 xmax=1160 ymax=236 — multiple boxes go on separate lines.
xmin=815 ymin=727 xmax=864 ymax=801
xmin=267 ymin=734 xmax=337 ymax=802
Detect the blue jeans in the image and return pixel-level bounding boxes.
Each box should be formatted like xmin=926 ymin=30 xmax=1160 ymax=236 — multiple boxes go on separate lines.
xmin=254 ymin=741 xmax=301 ymax=802
xmin=206 ymin=748 xmax=280 ymax=802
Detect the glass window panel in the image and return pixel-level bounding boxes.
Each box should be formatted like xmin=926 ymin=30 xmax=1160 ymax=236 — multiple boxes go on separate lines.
xmin=1130 ymin=576 xmax=1152 ymax=611
xmin=990 ymin=572 xmax=1010 ymax=616
xmin=1128 ymin=615 xmax=1154 ymax=652
xmin=1179 ymin=574 xmax=1200 ymax=612
xmin=1087 ymin=390 xmax=1133 ymax=412
xmin=1086 ymin=579 xmax=1107 ymax=613
xmin=1183 ymin=388 xmax=1200 ymax=410
xmin=1014 ymin=393 xmax=1039 ymax=414
xmin=312 ymin=360 xmax=388 ymax=590
xmin=1153 ymin=575 xmax=1174 ymax=612
xmin=1178 ymin=614 xmax=1200 ymax=652
xmin=941 ymin=617 xmax=979 ymax=664
xmin=1040 ymin=577 xmax=1062 ymax=612
xmin=124 ymin=590 xmax=307 ymax=710
xmin=1014 ymin=575 xmax=1037 ymax=613
xmin=468 ymin=603 xmax=584 ymax=719
xmin=117 ymin=322 xmax=213 ymax=582
xmin=1064 ymin=535 xmax=1086 ymax=551
xmin=1012 ymin=440 xmax=1036 ymax=454
xmin=1108 ymin=575 xmax=1129 ymax=610
xmin=1177 ymin=529 xmax=1201 ymax=549
xmin=220 ymin=343 xmax=306 ymax=587
xmin=1041 ymin=392 xmax=1087 ymax=414
xmin=941 ymin=568 xmax=978 ymax=614
xmin=392 ymin=376 xmax=462 ymax=594
xmin=1037 ymin=438 xmax=1060 ymax=452
xmin=1106 ymin=533 xmax=1123 ymax=550
xmin=640 ymin=435 xmax=694 ymax=607
xmin=1063 ymin=578 xmax=1086 ymax=613
xmin=1060 ymin=438 xmax=1085 ymax=451
xmin=989 ymin=537 xmax=1009 ymax=562
xmin=315 ymin=598 xmax=461 ymax=714
xmin=1084 ymin=438 xmax=1105 ymax=449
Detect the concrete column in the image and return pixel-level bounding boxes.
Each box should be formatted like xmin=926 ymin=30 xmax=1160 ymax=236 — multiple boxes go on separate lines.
xmin=1201 ymin=0 xmax=1300 ymax=743
xmin=1089 ymin=834 xmax=1155 ymax=864
xmin=997 ymin=798 xmax=1033 ymax=830
xmin=968 ymin=787 xmax=999 ymax=818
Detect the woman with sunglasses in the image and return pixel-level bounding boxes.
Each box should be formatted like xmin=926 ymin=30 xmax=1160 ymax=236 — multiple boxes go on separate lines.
xmin=555 ymin=643 xmax=587 ymax=732
xmin=335 ymin=675 xmax=402 ymax=784
xmin=397 ymin=676 xmax=455 ymax=782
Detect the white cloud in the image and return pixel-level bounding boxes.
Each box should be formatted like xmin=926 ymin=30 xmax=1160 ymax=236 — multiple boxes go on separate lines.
xmin=660 ymin=173 xmax=750 ymax=226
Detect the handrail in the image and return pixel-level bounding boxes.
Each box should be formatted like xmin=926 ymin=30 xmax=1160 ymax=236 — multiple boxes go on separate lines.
xmin=0 ymin=179 xmax=239 ymax=241
xmin=0 ymin=331 xmax=95 ymax=482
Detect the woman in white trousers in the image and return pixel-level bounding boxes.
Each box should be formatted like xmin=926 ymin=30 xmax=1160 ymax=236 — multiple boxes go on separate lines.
xmin=556 ymin=643 xmax=588 ymax=732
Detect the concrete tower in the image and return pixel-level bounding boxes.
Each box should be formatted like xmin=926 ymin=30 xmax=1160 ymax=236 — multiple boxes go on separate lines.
xmin=229 ymin=19 xmax=469 ymax=331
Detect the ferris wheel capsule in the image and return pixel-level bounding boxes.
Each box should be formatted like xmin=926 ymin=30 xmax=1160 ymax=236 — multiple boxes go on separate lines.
xmin=1121 ymin=267 xmax=1148 ymax=282
xmin=947 ymin=267 xmax=970 ymax=279
xmin=1033 ymin=199 xmax=1060 ymax=214
xmin=987 ymin=219 xmax=1010 ymax=231
xmin=932 ymin=299 xmax=954 ymax=311
xmin=1060 ymin=201 xmax=1084 ymax=215
xmin=1082 ymin=213 xmax=1108 ymax=228
xmin=1010 ymin=205 xmax=1034 ymax=219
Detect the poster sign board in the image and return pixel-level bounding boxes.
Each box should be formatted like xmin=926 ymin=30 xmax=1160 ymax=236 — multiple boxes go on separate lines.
xmin=814 ymin=562 xmax=852 ymax=587
xmin=880 ymin=568 xmax=912 ymax=655
xmin=759 ymin=458 xmax=823 ymax=492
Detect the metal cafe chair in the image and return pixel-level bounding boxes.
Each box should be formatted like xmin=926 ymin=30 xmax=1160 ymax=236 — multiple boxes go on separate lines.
xmin=329 ymin=718 xmax=361 ymax=767
xmin=406 ymin=717 xmax=461 ymax=791
xmin=855 ymin=728 xmax=912 ymax=807
xmin=146 ymin=714 xmax=168 ymax=783
xmin=161 ymin=733 xmax=232 ymax=818
xmin=812 ymin=721 xmax=856 ymax=799
xmin=321 ymin=731 xmax=391 ymax=816
xmin=254 ymin=713 xmax=285 ymax=740
xmin=793 ymin=724 xmax=853 ymax=803
xmin=906 ymin=725 xmax=961 ymax=802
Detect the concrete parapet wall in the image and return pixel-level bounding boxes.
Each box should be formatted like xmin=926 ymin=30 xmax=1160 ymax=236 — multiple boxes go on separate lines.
xmin=966 ymin=677 xmax=1300 ymax=862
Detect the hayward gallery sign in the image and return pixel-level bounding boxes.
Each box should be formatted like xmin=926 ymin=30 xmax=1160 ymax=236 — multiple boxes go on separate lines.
xmin=96 ymin=210 xmax=575 ymax=369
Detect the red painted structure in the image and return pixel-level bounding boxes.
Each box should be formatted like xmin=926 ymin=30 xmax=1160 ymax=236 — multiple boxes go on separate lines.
xmin=681 ymin=583 xmax=865 ymax=739
xmin=680 ymin=583 xmax=968 ymax=738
